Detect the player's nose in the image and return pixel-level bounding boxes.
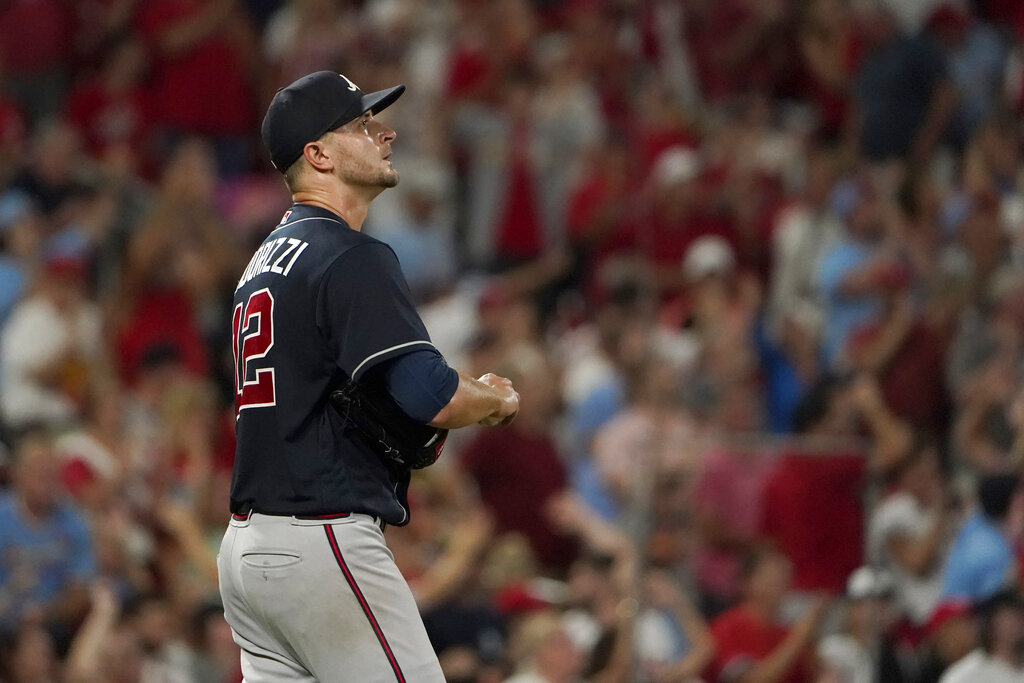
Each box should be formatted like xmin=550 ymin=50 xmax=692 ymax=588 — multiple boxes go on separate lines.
xmin=378 ymin=124 xmax=396 ymax=144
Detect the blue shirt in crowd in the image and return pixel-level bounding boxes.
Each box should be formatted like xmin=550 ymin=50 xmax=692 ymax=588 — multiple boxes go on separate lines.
xmin=0 ymin=493 xmax=94 ymax=628
xmin=819 ymin=240 xmax=882 ymax=368
xmin=941 ymin=511 xmax=1013 ymax=603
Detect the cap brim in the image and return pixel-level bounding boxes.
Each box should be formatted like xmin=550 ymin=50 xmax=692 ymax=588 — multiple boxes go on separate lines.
xmin=360 ymin=85 xmax=405 ymax=117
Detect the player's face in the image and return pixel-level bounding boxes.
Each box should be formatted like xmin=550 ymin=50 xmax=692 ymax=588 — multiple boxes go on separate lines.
xmin=329 ymin=112 xmax=399 ymax=190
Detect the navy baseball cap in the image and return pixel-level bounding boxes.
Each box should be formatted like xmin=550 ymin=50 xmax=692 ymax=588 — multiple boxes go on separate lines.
xmin=261 ymin=71 xmax=405 ymax=172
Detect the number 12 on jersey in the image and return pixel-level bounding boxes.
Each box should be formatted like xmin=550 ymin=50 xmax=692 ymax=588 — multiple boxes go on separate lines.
xmin=232 ymin=288 xmax=276 ymax=414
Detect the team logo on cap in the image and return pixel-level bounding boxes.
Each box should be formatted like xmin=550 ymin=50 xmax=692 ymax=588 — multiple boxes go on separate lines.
xmin=339 ymin=74 xmax=359 ymax=92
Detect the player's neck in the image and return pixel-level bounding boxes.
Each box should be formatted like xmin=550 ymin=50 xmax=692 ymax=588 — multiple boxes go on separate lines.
xmin=292 ymin=185 xmax=377 ymax=231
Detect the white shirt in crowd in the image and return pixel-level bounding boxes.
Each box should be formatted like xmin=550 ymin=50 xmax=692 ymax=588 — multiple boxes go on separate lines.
xmin=868 ymin=492 xmax=946 ymax=625
xmin=0 ymin=296 xmax=101 ymax=429
xmin=818 ymin=634 xmax=873 ymax=683
xmin=939 ymin=649 xmax=1024 ymax=683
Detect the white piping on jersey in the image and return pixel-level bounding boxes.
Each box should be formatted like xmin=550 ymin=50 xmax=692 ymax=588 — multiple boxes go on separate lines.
xmin=351 ymin=340 xmax=435 ymax=379
xmin=269 ymin=215 xmax=345 ymax=235
xmin=394 ymin=481 xmax=408 ymax=525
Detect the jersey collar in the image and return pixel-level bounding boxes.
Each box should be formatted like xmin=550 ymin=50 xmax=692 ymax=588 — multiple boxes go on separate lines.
xmin=278 ymin=203 xmax=353 ymax=229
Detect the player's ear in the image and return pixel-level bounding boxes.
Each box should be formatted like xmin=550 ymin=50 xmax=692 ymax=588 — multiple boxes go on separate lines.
xmin=303 ymin=138 xmax=333 ymax=173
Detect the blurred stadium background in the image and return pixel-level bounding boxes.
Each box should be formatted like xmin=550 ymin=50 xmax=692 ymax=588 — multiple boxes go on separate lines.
xmin=1 ymin=0 xmax=1024 ymax=681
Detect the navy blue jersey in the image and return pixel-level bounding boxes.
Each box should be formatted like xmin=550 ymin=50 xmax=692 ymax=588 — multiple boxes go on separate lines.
xmin=229 ymin=203 xmax=436 ymax=524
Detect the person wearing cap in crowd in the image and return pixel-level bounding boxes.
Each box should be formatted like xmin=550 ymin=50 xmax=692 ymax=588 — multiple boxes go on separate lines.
xmin=867 ymin=440 xmax=951 ymax=629
xmin=938 ymin=590 xmax=1024 ymax=683
xmin=217 ymin=71 xmax=519 ymax=683
xmin=817 ymin=566 xmax=914 ymax=683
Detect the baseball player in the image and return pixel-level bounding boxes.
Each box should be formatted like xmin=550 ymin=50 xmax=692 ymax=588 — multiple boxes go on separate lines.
xmin=217 ymin=71 xmax=520 ymax=683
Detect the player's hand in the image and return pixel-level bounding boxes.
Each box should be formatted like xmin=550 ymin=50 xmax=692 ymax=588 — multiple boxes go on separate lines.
xmin=477 ymin=373 xmax=519 ymax=426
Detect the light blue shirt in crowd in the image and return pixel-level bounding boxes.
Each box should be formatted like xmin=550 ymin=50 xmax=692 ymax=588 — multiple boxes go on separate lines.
xmin=818 ymin=240 xmax=882 ymax=367
xmin=941 ymin=511 xmax=1013 ymax=603
xmin=0 ymin=493 xmax=94 ymax=627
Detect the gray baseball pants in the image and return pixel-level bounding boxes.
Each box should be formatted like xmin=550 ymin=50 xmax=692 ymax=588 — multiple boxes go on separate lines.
xmin=217 ymin=511 xmax=445 ymax=683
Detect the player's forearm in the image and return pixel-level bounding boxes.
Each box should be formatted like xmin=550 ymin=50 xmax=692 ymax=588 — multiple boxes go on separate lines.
xmin=428 ymin=371 xmax=512 ymax=429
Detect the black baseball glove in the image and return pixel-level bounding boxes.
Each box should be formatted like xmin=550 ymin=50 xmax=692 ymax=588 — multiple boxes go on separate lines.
xmin=329 ymin=380 xmax=448 ymax=470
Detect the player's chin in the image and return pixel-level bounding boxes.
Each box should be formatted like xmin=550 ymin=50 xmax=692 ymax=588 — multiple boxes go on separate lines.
xmin=381 ymin=169 xmax=399 ymax=188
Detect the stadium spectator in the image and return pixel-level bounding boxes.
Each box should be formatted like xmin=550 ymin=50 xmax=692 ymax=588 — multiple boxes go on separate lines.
xmin=9 ymin=120 xmax=92 ymax=217
xmin=0 ymin=252 xmax=103 ymax=432
xmin=924 ymin=4 xmax=1009 ymax=152
xmin=853 ymin=4 xmax=957 ymax=165
xmin=816 ymin=566 xmax=914 ymax=683
xmin=798 ymin=0 xmax=862 ymax=142
xmin=0 ymin=192 xmax=39 ymax=326
xmin=918 ymin=599 xmax=978 ymax=683
xmin=113 ymin=139 xmax=231 ymax=386
xmin=868 ymin=441 xmax=951 ymax=628
xmin=0 ymin=435 xmax=94 ymax=638
xmin=638 ymin=569 xmax=714 ymax=682
xmin=545 ymin=491 xmax=639 ymax=682
xmin=135 ymin=0 xmax=259 ymax=176
xmin=64 ymin=34 xmax=152 ymax=167
xmin=460 ymin=344 xmax=579 ymax=572
xmin=504 ymin=610 xmax=585 ymax=683
xmin=938 ymin=590 xmax=1024 ymax=683
xmin=817 ymin=174 xmax=904 ymax=369
xmin=692 ymin=441 xmax=775 ymax=616
xmin=707 ymin=545 xmax=827 ymax=683
xmin=941 ymin=473 xmax=1020 ymax=603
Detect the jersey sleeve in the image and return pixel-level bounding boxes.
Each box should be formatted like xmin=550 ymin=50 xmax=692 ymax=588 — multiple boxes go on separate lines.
xmin=316 ymin=241 xmax=435 ymax=382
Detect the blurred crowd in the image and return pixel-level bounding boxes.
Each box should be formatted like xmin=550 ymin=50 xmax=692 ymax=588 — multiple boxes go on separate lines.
xmin=4 ymin=0 xmax=1024 ymax=681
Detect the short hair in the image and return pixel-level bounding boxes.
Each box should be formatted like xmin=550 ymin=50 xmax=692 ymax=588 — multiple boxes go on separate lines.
xmin=977 ymin=474 xmax=1020 ymax=521
xmin=790 ymin=374 xmax=846 ymax=434
xmin=283 ymin=128 xmax=341 ymax=192
xmin=283 ymin=156 xmax=305 ymax=193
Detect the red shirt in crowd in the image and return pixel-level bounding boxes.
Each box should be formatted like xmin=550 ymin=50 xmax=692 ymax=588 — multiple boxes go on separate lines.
xmin=848 ymin=318 xmax=949 ymax=434
xmin=494 ymin=124 xmax=544 ymax=261
xmin=709 ymin=604 xmax=811 ymax=683
xmin=459 ymin=427 xmax=579 ymax=571
xmin=446 ymin=41 xmax=499 ymax=103
xmin=566 ymin=174 xmax=635 ymax=258
xmin=639 ymin=207 xmax=737 ymax=271
xmin=0 ymin=98 xmax=25 ymax=148
xmin=66 ymin=78 xmax=151 ymax=157
xmin=136 ymin=0 xmax=252 ymax=135
xmin=115 ymin=288 xmax=209 ymax=386
xmin=0 ymin=0 xmax=71 ymax=75
xmin=761 ymin=451 xmax=865 ymax=593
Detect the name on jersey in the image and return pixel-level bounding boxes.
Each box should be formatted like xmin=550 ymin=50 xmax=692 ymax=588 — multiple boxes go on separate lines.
xmin=236 ymin=237 xmax=310 ymax=290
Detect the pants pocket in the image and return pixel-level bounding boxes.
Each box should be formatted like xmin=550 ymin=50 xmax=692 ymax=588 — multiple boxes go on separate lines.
xmin=240 ymin=549 xmax=302 ymax=570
